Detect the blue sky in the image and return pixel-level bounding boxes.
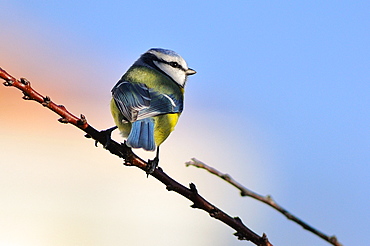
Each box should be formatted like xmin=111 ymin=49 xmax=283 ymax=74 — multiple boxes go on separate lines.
xmin=1 ymin=1 xmax=369 ymax=245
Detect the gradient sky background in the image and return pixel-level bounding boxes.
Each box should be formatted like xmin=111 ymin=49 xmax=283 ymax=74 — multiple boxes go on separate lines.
xmin=1 ymin=1 xmax=369 ymax=245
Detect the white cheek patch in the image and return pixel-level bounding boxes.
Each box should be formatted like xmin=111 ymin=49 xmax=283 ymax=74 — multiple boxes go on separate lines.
xmin=153 ymin=61 xmax=186 ymax=86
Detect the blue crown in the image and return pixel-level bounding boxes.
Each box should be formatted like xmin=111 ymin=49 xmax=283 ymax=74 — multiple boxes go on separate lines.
xmin=149 ymin=48 xmax=180 ymax=57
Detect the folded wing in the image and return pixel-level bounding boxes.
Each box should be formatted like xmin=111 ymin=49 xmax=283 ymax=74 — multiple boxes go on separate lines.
xmin=112 ymin=81 xmax=183 ymax=123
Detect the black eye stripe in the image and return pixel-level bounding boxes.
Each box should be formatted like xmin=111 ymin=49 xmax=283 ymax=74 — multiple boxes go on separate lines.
xmin=145 ymin=53 xmax=186 ymax=72
xmin=158 ymin=58 xmax=186 ymax=72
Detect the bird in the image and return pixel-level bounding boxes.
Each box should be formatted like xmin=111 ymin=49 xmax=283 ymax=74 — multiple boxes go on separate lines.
xmin=110 ymin=48 xmax=196 ymax=173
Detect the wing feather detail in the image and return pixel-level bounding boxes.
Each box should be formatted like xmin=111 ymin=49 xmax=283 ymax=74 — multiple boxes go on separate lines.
xmin=112 ymin=81 xmax=183 ymax=123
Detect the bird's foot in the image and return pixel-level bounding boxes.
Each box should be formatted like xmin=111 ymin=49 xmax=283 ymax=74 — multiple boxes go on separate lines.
xmin=146 ymin=156 xmax=159 ymax=176
xmin=102 ymin=126 xmax=118 ymax=148
xmin=91 ymin=126 xmax=118 ymax=148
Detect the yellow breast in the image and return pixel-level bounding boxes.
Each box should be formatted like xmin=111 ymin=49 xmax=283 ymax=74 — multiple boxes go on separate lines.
xmin=153 ymin=113 xmax=180 ymax=146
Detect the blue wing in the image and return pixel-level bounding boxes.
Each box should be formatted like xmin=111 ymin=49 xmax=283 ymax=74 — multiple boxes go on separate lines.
xmin=111 ymin=81 xmax=151 ymax=122
xmin=112 ymin=81 xmax=183 ymax=122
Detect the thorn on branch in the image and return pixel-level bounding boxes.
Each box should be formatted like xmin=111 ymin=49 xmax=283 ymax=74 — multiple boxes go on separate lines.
xmin=20 ymin=78 xmax=29 ymax=85
xmin=234 ymin=216 xmax=243 ymax=223
xmin=329 ymin=236 xmax=339 ymax=245
xmin=42 ymin=96 xmax=51 ymax=106
xmin=3 ymin=80 xmax=13 ymax=86
xmin=234 ymin=232 xmax=248 ymax=241
xmin=77 ymin=114 xmax=87 ymax=126
xmin=166 ymin=185 xmax=174 ymax=191
xmin=58 ymin=117 xmax=69 ymax=124
xmin=221 ymin=173 xmax=231 ymax=181
xmin=265 ymin=195 xmax=273 ymax=202
xmin=209 ymin=208 xmax=219 ymax=217
xmin=261 ymin=233 xmax=270 ymax=246
xmin=123 ymin=159 xmax=132 ymax=166
xmin=22 ymin=93 xmax=31 ymax=100
xmin=189 ymin=183 xmax=198 ymax=193
xmin=20 ymin=78 xmax=33 ymax=100
xmin=190 ymin=203 xmax=200 ymax=209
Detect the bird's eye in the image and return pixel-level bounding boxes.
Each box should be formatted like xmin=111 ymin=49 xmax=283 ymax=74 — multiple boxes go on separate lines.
xmin=169 ymin=62 xmax=180 ymax=68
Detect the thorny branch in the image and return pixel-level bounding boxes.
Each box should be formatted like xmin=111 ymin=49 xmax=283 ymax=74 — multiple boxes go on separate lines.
xmin=0 ymin=67 xmax=272 ymax=246
xmin=186 ymin=158 xmax=343 ymax=246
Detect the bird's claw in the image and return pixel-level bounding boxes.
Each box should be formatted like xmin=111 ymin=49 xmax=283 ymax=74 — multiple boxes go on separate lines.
xmin=146 ymin=156 xmax=159 ymax=176
xmin=97 ymin=126 xmax=118 ymax=148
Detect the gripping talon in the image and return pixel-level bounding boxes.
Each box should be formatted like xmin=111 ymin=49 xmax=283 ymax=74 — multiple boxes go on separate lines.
xmin=101 ymin=126 xmax=118 ymax=148
xmin=146 ymin=147 xmax=160 ymax=176
xmin=146 ymin=157 xmax=159 ymax=176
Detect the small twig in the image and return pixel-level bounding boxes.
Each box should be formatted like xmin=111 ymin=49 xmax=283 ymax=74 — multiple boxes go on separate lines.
xmin=186 ymin=158 xmax=343 ymax=246
xmin=1 ymin=67 xmax=273 ymax=246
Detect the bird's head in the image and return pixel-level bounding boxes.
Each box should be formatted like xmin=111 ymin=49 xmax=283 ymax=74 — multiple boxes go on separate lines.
xmin=137 ymin=48 xmax=196 ymax=87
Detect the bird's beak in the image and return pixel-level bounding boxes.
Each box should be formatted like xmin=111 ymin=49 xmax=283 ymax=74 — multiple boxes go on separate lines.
xmin=186 ymin=68 xmax=196 ymax=75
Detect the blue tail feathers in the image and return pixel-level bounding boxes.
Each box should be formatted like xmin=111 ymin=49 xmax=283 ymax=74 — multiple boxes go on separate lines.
xmin=126 ymin=118 xmax=156 ymax=151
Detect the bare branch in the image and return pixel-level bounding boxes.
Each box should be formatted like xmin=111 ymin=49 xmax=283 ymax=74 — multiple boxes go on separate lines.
xmin=186 ymin=158 xmax=343 ymax=246
xmin=1 ymin=67 xmax=273 ymax=246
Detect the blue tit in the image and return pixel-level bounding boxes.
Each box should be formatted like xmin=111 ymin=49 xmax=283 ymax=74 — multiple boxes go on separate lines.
xmin=110 ymin=48 xmax=196 ymax=173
